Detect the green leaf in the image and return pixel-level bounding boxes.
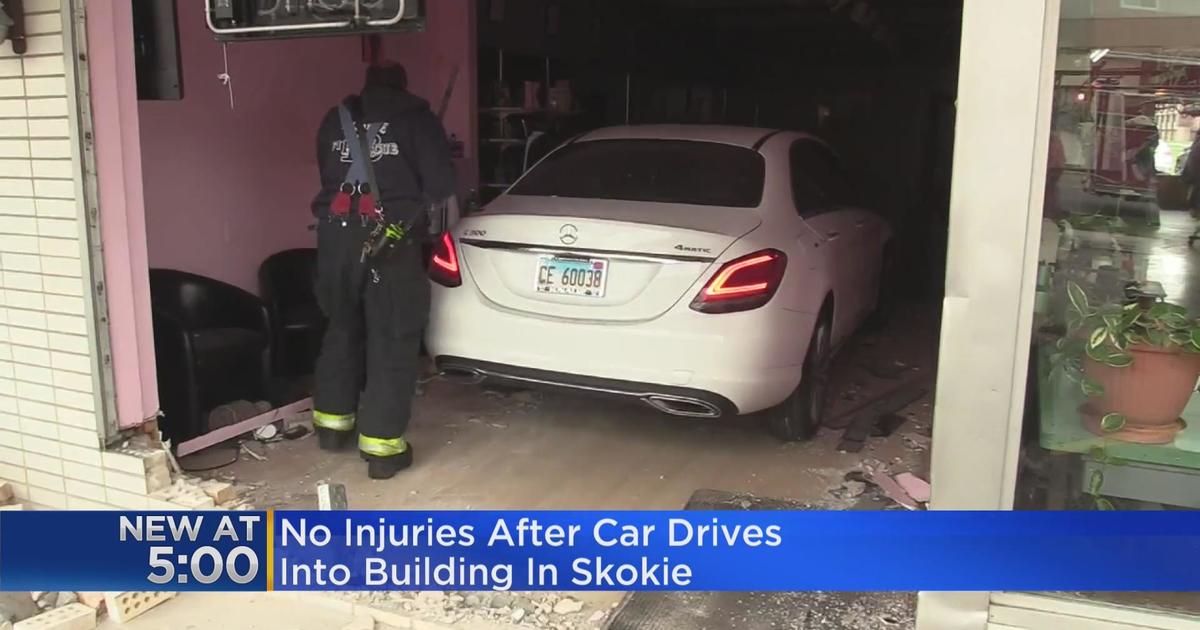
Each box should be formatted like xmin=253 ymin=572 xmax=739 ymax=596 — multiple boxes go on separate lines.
xmin=1095 ymin=497 xmax=1116 ymax=511
xmin=1100 ymin=413 xmax=1126 ymax=432
xmin=1191 ymin=328 xmax=1200 ymax=350
xmin=1081 ymin=378 xmax=1104 ymax=396
xmin=1088 ymin=469 xmax=1104 ymax=495
xmin=1148 ymin=303 xmax=1186 ymax=319
xmin=1105 ymin=352 xmax=1133 ymax=368
xmin=1088 ymin=328 xmax=1107 ymax=350
xmin=1067 ymin=282 xmax=1090 ymax=317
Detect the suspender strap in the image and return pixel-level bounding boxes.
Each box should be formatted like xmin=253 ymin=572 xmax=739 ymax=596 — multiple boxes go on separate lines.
xmin=337 ymin=103 xmax=384 ymax=218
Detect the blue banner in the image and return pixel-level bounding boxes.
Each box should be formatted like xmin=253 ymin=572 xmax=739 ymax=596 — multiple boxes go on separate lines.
xmin=2 ymin=510 xmax=1199 ymax=592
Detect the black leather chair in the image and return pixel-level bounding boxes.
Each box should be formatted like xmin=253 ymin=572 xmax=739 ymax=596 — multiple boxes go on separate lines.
xmin=149 ymin=269 xmax=270 ymax=443
xmin=259 ymin=248 xmax=325 ymax=378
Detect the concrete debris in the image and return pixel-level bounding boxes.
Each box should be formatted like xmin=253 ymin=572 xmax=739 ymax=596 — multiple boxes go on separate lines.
xmin=51 ymin=595 xmax=75 ymax=610
xmin=862 ymin=462 xmax=921 ymax=511
xmin=0 ymin=504 xmax=24 ymax=511
xmin=588 ymin=611 xmax=606 ymax=623
xmin=12 ymin=603 xmax=95 ymax=630
xmin=830 ymin=480 xmax=867 ymax=500
xmin=198 ymin=480 xmax=238 ymax=504
xmin=33 ymin=593 xmax=54 ymax=611
xmin=0 ymin=593 xmax=38 ymax=624
xmin=511 ymin=608 xmax=526 ymax=622
xmin=894 ymin=472 xmax=932 ymax=503
xmin=553 ymin=599 xmax=584 ymax=615
xmin=72 ymin=595 xmax=102 ymax=612
xmin=340 ymin=616 xmax=375 ymax=630
xmin=0 ymin=481 xmax=11 ymax=503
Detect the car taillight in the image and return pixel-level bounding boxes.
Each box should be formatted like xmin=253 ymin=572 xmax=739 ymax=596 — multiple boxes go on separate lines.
xmin=429 ymin=232 xmax=461 ymax=287
xmin=690 ymin=249 xmax=786 ymax=314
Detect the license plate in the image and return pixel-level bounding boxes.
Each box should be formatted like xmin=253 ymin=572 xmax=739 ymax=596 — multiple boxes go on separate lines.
xmin=535 ymin=256 xmax=608 ymax=298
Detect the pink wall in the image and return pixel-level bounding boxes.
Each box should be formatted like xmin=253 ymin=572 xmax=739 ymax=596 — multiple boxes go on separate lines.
xmin=88 ymin=1 xmax=159 ymax=429
xmin=139 ymin=1 xmax=476 ymax=292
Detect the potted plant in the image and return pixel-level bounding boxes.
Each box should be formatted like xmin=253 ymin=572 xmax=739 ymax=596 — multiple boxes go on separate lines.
xmin=1052 ymin=281 xmax=1200 ymax=443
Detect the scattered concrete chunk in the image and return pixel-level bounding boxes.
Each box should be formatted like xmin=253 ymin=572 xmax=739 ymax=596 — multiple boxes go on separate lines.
xmin=553 ymin=598 xmax=583 ymax=615
xmin=894 ymin=472 xmax=932 ymax=503
xmin=0 ymin=593 xmax=38 ymax=623
xmin=198 ymin=480 xmax=237 ymax=504
xmin=102 ymin=592 xmax=176 ymax=624
xmin=13 ymin=603 xmax=95 ymax=630
xmin=71 ymin=595 xmax=102 ymax=612
xmin=0 ymin=481 xmax=12 ymax=503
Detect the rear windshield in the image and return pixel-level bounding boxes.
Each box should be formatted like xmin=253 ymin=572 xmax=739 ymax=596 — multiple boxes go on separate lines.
xmin=508 ymin=139 xmax=765 ymax=207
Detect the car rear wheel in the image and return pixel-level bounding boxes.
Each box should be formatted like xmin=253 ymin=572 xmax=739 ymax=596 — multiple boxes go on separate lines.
xmin=764 ymin=315 xmax=832 ymax=441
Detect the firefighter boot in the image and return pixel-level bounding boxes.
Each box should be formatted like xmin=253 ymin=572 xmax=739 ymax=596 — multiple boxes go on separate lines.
xmin=314 ymin=411 xmax=356 ymax=451
xmin=359 ymin=435 xmax=413 ymax=479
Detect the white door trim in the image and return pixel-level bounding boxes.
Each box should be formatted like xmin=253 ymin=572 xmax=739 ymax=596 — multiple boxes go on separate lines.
xmin=990 ymin=592 xmax=1200 ymax=630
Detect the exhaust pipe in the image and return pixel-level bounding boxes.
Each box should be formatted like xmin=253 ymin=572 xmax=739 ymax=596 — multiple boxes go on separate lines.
xmin=643 ymin=395 xmax=722 ymax=418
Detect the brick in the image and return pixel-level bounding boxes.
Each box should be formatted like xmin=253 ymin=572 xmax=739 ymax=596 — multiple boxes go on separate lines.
xmin=0 ymin=195 xmax=34 ymax=214
xmin=24 ymin=13 xmax=63 ymax=36
xmin=0 ymin=233 xmax=37 ymax=253
xmin=26 ymin=99 xmax=67 ymax=118
xmin=7 ymin=308 xmax=46 ymax=330
xmin=66 ymin=497 xmax=111 ymax=510
xmin=0 ymin=159 xmax=30 ymax=176
xmin=0 ymin=177 xmax=33 ymax=196
xmin=2 ymin=253 xmax=40 ymax=272
xmin=0 ymin=461 xmax=25 ymax=482
xmin=28 ymin=485 xmax=66 ymax=508
xmin=64 ymin=478 xmax=105 ymax=503
xmin=16 ymin=380 xmax=54 ymax=403
xmin=58 ymin=443 xmax=101 ymax=466
xmin=37 ymin=217 xmax=74 ymax=238
xmin=104 ymin=488 xmax=147 ymax=510
xmin=31 ymin=159 xmax=71 ymax=179
xmin=22 ymin=435 xmax=60 ymax=458
xmin=0 ymin=445 xmax=23 ymax=465
xmin=0 ymin=100 xmax=26 ymax=118
xmin=47 ymin=332 xmax=87 ymax=354
xmin=0 ymin=58 xmax=21 ymax=77
xmin=18 ymin=399 xmax=57 ymax=422
xmin=51 ymin=350 xmax=90 ymax=373
xmin=27 ymin=118 xmax=69 ymax=138
xmin=52 ymin=370 xmax=92 ymax=394
xmin=29 ymin=139 xmax=69 ymax=159
xmin=24 ymin=76 xmax=67 ymax=99
xmin=102 ymin=451 xmax=145 ymax=475
xmin=35 ymin=198 xmax=75 ymax=218
xmin=56 ymin=389 xmax=94 ymax=412
xmin=147 ymin=468 xmax=171 ymax=493
xmin=34 ymin=179 xmax=73 ymax=199
xmin=5 ymin=289 xmax=42 ymax=310
xmin=103 ymin=469 xmax=148 ymax=494
xmin=55 ymin=406 xmax=95 ymax=430
xmin=0 ymin=139 xmax=29 ymax=158
xmin=0 ymin=214 xmax=36 ymax=235
xmin=199 ymin=480 xmax=237 ymax=504
xmin=26 ymin=0 xmax=62 ymax=13
xmin=26 ymin=468 xmax=63 ymax=492
xmin=75 ymin=593 xmax=105 ymax=609
xmin=103 ymin=592 xmax=175 ymax=624
xmin=44 ymin=294 xmax=84 ymax=315
xmin=57 ymin=425 xmax=97 ymax=448
xmin=11 ymin=344 xmax=49 ymax=366
xmin=23 ymin=451 xmax=62 ymax=475
xmin=3 ymin=270 xmax=44 ymax=291
xmin=40 ymin=256 xmax=81 ymax=277
xmin=42 ymin=275 xmax=81 ymax=296
xmin=38 ymin=236 xmax=78 ymax=257
xmin=22 ymin=55 xmax=65 ymax=77
xmin=0 ymin=119 xmax=27 ymax=137
xmin=45 ymin=314 xmax=85 ymax=335
xmin=14 ymin=602 xmax=95 ymax=630
xmin=0 ymin=78 xmax=24 ymax=97
xmin=62 ymin=460 xmax=101 ymax=482
xmin=0 ymin=429 xmax=18 ymax=448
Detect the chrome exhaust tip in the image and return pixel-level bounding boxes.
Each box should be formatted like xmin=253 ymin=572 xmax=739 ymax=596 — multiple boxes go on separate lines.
xmin=643 ymin=395 xmax=722 ymax=418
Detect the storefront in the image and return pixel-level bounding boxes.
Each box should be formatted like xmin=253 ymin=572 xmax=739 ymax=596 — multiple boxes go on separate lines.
xmin=1 ymin=0 xmax=1198 ymax=627
xmin=922 ymin=0 xmax=1200 ymax=628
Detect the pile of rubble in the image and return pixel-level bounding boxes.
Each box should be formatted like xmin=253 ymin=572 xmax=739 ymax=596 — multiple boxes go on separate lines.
xmin=0 ymin=590 xmax=175 ymax=630
xmin=344 ymin=590 xmax=613 ymax=630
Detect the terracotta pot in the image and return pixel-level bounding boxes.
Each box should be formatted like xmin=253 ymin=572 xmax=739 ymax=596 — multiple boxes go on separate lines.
xmin=1084 ymin=344 xmax=1200 ymax=441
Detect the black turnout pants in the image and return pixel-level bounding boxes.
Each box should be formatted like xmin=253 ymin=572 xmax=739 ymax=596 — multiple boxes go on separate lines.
xmin=313 ymin=221 xmax=429 ymax=442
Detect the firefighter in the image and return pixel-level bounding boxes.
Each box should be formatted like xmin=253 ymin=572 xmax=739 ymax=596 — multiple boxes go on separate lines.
xmin=310 ymin=62 xmax=455 ymax=479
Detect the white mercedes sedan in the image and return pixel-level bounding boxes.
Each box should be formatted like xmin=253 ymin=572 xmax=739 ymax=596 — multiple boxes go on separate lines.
xmin=425 ymin=125 xmax=892 ymax=440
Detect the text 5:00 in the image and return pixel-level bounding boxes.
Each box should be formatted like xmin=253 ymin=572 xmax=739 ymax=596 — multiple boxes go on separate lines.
xmin=148 ymin=546 xmax=259 ymax=585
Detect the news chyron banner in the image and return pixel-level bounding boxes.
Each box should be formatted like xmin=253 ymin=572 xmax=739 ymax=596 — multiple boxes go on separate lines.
xmin=1 ymin=511 xmax=1199 ymax=591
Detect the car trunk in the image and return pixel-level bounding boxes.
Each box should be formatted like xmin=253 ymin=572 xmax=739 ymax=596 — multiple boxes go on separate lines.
xmin=456 ymin=195 xmax=762 ymax=322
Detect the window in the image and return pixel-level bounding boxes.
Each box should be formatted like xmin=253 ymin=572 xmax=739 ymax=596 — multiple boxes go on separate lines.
xmin=509 ymin=139 xmax=766 ymax=208
xmin=789 ymin=140 xmax=850 ymax=214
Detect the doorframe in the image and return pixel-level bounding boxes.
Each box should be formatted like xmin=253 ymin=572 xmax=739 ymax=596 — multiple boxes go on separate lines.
xmin=915 ymin=0 xmax=1061 ymax=627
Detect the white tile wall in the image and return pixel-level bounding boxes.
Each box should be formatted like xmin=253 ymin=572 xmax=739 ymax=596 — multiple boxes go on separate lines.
xmin=0 ymin=5 xmax=169 ymax=510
